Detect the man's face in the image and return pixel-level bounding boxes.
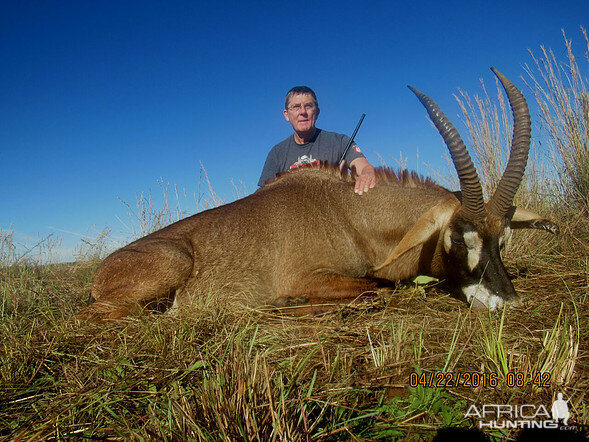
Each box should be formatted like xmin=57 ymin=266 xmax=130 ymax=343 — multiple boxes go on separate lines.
xmin=283 ymin=93 xmax=319 ymax=134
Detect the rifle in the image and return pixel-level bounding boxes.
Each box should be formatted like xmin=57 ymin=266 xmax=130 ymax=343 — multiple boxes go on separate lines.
xmin=338 ymin=113 xmax=366 ymax=166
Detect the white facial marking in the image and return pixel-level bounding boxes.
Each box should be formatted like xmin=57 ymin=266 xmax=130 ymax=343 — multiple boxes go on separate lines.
xmin=462 ymin=284 xmax=504 ymax=311
xmin=499 ymin=226 xmax=512 ymax=248
xmin=463 ymin=231 xmax=483 ymax=271
xmin=443 ymin=229 xmax=452 ymax=253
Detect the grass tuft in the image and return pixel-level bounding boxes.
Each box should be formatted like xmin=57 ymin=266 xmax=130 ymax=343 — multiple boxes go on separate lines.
xmin=1 ymin=30 xmax=588 ymax=440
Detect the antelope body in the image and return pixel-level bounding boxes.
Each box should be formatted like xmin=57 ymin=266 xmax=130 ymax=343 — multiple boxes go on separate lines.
xmin=78 ymin=69 xmax=558 ymax=320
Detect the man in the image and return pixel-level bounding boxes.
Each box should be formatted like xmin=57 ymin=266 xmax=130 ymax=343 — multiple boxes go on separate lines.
xmin=258 ymin=86 xmax=377 ymax=195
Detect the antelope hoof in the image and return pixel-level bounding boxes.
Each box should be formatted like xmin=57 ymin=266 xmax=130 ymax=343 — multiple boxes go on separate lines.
xmin=273 ymin=296 xmax=309 ymax=307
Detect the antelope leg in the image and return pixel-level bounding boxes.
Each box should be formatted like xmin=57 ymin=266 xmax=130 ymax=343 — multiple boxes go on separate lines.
xmin=77 ymin=239 xmax=194 ymax=321
xmin=272 ymin=274 xmax=380 ymax=315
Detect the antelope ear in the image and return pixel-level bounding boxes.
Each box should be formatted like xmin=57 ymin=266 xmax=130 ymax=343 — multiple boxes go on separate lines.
xmin=374 ymin=195 xmax=459 ymax=271
xmin=507 ymin=207 xmax=560 ymax=234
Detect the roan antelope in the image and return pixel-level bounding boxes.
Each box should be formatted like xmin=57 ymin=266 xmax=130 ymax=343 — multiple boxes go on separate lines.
xmin=78 ymin=68 xmax=558 ymax=320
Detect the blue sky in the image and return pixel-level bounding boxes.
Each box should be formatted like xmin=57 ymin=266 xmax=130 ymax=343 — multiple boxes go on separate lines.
xmin=1 ymin=0 xmax=586 ymax=261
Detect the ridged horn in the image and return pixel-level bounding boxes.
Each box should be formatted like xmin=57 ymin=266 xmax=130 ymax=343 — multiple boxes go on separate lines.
xmin=487 ymin=68 xmax=531 ymax=217
xmin=408 ymin=85 xmax=485 ymax=220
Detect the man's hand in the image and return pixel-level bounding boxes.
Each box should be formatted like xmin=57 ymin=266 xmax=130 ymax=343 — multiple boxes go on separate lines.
xmin=350 ymin=157 xmax=377 ymax=195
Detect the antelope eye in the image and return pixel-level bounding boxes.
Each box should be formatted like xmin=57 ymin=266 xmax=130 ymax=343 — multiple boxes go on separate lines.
xmin=451 ymin=235 xmax=465 ymax=246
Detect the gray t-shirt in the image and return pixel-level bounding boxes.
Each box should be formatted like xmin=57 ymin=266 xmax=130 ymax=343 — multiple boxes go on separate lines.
xmin=258 ymin=129 xmax=365 ymax=186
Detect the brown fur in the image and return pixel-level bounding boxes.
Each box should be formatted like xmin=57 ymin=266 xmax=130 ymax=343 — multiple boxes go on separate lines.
xmin=78 ymin=165 xmax=455 ymax=320
xmin=267 ymin=162 xmax=444 ymax=191
xmin=79 ymin=162 xmax=559 ymax=320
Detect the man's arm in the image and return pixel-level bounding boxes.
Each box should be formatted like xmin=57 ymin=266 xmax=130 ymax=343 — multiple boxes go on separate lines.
xmin=350 ymin=157 xmax=376 ymax=195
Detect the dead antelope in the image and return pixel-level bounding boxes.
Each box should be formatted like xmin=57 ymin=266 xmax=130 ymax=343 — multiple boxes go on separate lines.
xmin=78 ymin=68 xmax=558 ymax=320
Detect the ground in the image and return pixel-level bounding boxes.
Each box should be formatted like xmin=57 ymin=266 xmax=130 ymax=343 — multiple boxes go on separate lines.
xmin=1 ymin=224 xmax=587 ymax=440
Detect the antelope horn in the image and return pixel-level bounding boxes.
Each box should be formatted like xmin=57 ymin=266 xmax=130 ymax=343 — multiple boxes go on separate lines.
xmin=408 ymin=85 xmax=485 ymax=220
xmin=487 ymin=68 xmax=531 ymax=217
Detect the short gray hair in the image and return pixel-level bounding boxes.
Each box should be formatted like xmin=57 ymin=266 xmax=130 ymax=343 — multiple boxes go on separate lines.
xmin=285 ymin=86 xmax=318 ymax=109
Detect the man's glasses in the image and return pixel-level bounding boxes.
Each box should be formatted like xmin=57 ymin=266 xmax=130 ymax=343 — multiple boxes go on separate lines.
xmin=287 ymin=103 xmax=316 ymax=113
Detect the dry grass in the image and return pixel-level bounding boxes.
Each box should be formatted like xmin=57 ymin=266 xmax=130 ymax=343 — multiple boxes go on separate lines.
xmin=454 ymin=77 xmax=550 ymax=213
xmin=2 ymin=30 xmax=589 ymax=441
xmin=525 ymin=27 xmax=589 ymax=213
xmin=454 ymin=26 xmax=589 ymax=238
xmin=1 ymin=230 xmax=587 ymax=440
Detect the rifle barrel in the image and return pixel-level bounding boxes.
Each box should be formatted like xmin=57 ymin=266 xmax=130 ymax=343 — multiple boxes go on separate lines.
xmin=338 ymin=113 xmax=366 ymax=165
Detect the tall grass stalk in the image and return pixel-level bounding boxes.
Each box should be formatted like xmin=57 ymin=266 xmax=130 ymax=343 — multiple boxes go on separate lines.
xmin=441 ymin=311 xmax=468 ymax=372
xmin=524 ymin=27 xmax=589 ymax=212
xmin=479 ymin=308 xmax=509 ymax=376
xmin=453 ymin=27 xmax=588 ymax=225
xmin=454 ymin=76 xmax=548 ymax=211
xmin=2 ymin=31 xmax=589 ymax=440
xmin=533 ymin=302 xmax=579 ymax=386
